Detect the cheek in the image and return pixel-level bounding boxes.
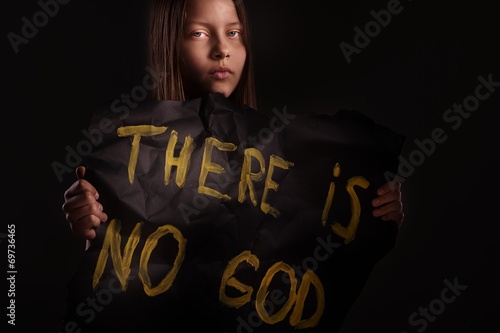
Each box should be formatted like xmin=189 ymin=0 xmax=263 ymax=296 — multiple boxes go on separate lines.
xmin=234 ymin=47 xmax=247 ymax=72
xmin=180 ymin=45 xmax=203 ymax=72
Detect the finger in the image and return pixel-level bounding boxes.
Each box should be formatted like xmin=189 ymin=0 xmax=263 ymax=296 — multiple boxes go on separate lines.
xmin=66 ymin=208 xmax=107 ymax=227
xmin=372 ymin=200 xmax=402 ymax=219
xmin=76 ymin=166 xmax=86 ymax=180
xmin=372 ymin=189 xmax=401 ymax=207
xmin=63 ymin=185 xmax=99 ymax=212
xmin=80 ymin=229 xmax=97 ymax=241
xmin=64 ymin=196 xmax=108 ymax=224
xmin=73 ymin=214 xmax=102 ymax=232
xmin=68 ymin=208 xmax=107 ymax=240
xmin=63 ymin=179 xmax=100 ymax=202
xmin=70 ymin=216 xmax=99 ymax=240
xmin=377 ymin=181 xmax=401 ymax=196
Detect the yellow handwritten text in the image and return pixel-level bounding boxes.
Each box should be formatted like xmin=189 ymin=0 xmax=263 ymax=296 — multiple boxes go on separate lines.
xmin=118 ymin=128 xmax=294 ymax=217
xmin=220 ymin=250 xmax=325 ymax=329
xmin=92 ymin=218 xmax=186 ymax=296
xmin=321 ymin=163 xmax=369 ymax=244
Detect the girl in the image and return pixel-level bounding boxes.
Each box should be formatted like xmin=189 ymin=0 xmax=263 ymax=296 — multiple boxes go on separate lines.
xmin=61 ymin=0 xmax=404 ymax=331
xmin=63 ymin=0 xmax=403 ymax=243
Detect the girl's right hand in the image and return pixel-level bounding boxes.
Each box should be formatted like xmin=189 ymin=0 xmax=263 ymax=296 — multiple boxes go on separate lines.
xmin=62 ymin=166 xmax=108 ymax=241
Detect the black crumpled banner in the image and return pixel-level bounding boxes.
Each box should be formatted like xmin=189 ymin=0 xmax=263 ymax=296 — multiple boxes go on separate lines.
xmin=63 ymin=93 xmax=405 ymax=333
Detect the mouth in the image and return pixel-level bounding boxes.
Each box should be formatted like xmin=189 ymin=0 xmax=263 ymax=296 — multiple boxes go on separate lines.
xmin=210 ymin=67 xmax=232 ymax=80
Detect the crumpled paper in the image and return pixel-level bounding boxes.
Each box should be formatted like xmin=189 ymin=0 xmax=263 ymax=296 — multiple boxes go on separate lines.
xmin=63 ymin=93 xmax=405 ymax=332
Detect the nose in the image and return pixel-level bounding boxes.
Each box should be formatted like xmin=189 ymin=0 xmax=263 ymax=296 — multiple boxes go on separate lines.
xmin=214 ymin=50 xmax=230 ymax=59
xmin=213 ymin=48 xmax=230 ymax=60
xmin=212 ymin=38 xmax=230 ymax=60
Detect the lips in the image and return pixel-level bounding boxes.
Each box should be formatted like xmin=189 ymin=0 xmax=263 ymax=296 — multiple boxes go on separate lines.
xmin=210 ymin=67 xmax=232 ymax=80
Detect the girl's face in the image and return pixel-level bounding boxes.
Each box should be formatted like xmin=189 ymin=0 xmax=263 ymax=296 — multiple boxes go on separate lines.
xmin=180 ymin=0 xmax=246 ymax=99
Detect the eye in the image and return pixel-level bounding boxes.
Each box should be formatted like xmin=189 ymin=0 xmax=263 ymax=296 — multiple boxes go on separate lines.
xmin=191 ymin=31 xmax=208 ymax=38
xmin=227 ymin=30 xmax=241 ymax=38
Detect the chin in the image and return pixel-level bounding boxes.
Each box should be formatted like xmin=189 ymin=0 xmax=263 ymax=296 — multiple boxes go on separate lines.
xmin=211 ymin=91 xmax=231 ymax=98
xmin=209 ymin=85 xmax=234 ymax=98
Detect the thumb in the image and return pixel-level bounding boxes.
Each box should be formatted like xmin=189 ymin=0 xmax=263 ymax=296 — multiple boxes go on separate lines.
xmin=75 ymin=166 xmax=86 ymax=180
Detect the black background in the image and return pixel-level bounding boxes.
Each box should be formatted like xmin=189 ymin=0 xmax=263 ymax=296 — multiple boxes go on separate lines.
xmin=2 ymin=0 xmax=499 ymax=332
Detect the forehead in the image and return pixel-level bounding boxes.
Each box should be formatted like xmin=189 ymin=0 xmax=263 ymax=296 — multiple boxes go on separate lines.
xmin=184 ymin=0 xmax=240 ymax=23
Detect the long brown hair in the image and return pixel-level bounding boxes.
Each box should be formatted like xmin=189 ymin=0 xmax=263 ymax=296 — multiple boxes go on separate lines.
xmin=148 ymin=0 xmax=257 ymax=109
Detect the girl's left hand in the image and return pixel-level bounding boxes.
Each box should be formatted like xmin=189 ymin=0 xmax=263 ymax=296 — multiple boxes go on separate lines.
xmin=372 ymin=181 xmax=404 ymax=228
